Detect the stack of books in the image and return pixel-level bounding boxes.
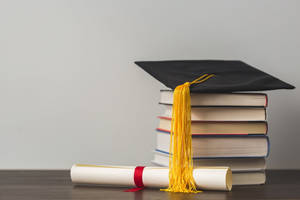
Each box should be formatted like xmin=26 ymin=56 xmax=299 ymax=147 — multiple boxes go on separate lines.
xmin=152 ymin=90 xmax=269 ymax=185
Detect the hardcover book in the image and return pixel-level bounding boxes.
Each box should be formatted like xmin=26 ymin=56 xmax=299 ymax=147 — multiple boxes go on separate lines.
xmin=162 ymin=105 xmax=266 ymax=121
xmin=156 ymin=130 xmax=269 ymax=158
xmin=160 ymin=90 xmax=268 ymax=107
xmin=157 ymin=117 xmax=267 ymax=135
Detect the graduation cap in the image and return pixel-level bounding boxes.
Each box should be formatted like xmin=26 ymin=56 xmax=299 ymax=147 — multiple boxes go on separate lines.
xmin=136 ymin=60 xmax=295 ymax=93
xmin=136 ymin=60 xmax=294 ymax=193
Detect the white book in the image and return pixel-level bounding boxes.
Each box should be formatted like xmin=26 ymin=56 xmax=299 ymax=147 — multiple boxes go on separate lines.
xmin=151 ymin=159 xmax=266 ymax=186
xmin=233 ymin=171 xmax=266 ymax=185
xmin=156 ymin=131 xmax=269 ymax=158
xmin=160 ymin=90 xmax=268 ymax=107
xmin=162 ymin=105 xmax=266 ymax=121
xmin=158 ymin=117 xmax=268 ymax=135
xmin=152 ymin=152 xmax=266 ymax=172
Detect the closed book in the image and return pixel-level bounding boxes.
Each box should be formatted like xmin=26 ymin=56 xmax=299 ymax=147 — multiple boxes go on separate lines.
xmin=157 ymin=117 xmax=267 ymax=135
xmin=152 ymin=152 xmax=266 ymax=172
xmin=162 ymin=105 xmax=266 ymax=121
xmin=233 ymin=171 xmax=266 ymax=185
xmin=156 ymin=130 xmax=269 ymax=158
xmin=160 ymin=90 xmax=268 ymax=107
xmin=151 ymin=157 xmax=266 ymax=185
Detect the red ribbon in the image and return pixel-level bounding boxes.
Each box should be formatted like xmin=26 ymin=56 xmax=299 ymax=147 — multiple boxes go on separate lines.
xmin=124 ymin=166 xmax=145 ymax=192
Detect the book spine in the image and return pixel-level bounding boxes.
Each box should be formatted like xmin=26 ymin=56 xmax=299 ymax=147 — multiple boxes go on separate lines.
xmin=156 ymin=128 xmax=258 ymax=136
xmin=264 ymin=107 xmax=267 ymax=120
xmin=159 ymin=102 xmax=267 ymax=108
xmin=156 ymin=129 xmax=268 ymax=138
xmin=266 ymin=137 xmax=270 ymax=158
xmin=155 ymin=149 xmax=268 ymax=159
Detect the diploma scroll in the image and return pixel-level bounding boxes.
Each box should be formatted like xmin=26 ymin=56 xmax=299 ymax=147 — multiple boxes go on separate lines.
xmin=71 ymin=164 xmax=232 ymax=191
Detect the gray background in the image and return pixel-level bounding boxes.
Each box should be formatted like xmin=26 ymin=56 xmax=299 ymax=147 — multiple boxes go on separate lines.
xmin=0 ymin=0 xmax=299 ymax=169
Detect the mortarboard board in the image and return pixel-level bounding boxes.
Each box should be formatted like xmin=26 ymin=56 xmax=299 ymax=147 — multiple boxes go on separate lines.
xmin=135 ymin=60 xmax=295 ymax=93
xmin=136 ymin=60 xmax=295 ymax=193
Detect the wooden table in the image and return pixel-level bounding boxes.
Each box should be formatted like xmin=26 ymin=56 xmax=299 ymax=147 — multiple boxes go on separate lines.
xmin=0 ymin=170 xmax=299 ymax=200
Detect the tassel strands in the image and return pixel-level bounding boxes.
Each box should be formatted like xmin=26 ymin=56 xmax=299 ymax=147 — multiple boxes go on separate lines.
xmin=161 ymin=74 xmax=215 ymax=193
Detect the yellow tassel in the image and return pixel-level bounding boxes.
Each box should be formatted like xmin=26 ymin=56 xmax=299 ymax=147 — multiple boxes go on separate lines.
xmin=161 ymin=74 xmax=215 ymax=193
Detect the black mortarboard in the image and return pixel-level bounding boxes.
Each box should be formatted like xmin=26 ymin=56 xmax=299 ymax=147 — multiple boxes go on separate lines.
xmin=135 ymin=60 xmax=295 ymax=92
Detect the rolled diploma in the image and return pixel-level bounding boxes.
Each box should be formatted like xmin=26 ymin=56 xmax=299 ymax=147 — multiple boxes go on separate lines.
xmin=71 ymin=164 xmax=232 ymax=191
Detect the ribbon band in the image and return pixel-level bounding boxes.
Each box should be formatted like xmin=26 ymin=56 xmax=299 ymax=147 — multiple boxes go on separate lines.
xmin=124 ymin=166 xmax=145 ymax=192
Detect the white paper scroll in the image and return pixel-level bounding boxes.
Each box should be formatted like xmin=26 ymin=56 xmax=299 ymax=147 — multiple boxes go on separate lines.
xmin=71 ymin=164 xmax=232 ymax=191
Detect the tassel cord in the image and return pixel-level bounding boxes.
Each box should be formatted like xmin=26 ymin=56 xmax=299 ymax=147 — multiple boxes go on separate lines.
xmin=161 ymin=74 xmax=215 ymax=193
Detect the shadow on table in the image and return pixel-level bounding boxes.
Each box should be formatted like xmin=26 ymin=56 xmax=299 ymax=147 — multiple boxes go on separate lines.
xmin=71 ymin=186 xmax=231 ymax=200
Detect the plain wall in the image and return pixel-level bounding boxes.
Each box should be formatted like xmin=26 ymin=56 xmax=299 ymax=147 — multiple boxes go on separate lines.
xmin=0 ymin=0 xmax=299 ymax=169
